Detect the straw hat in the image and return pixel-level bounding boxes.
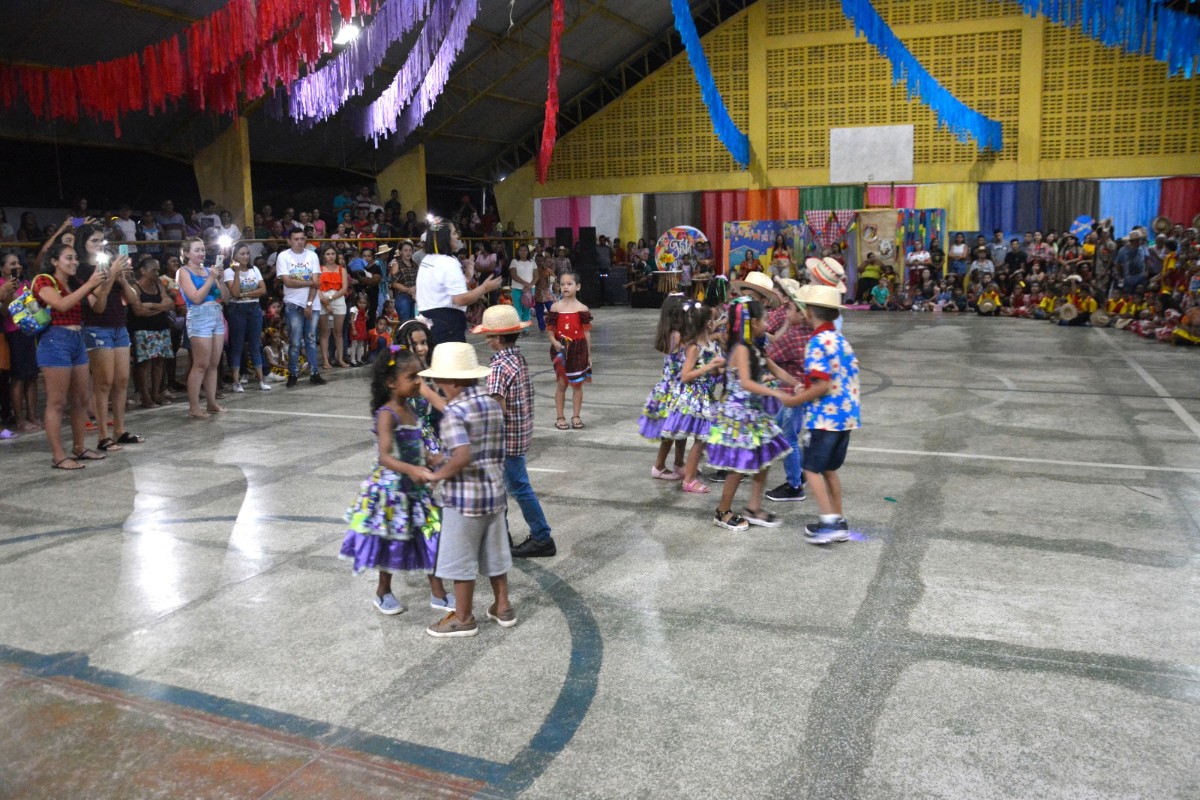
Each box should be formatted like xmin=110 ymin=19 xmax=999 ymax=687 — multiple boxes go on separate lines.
xmin=806 ymin=257 xmax=847 ymax=291
xmin=1064 ymin=274 xmax=1084 ymax=283
xmin=1152 ymin=215 xmax=1172 ymax=234
xmin=978 ymin=299 xmax=997 ymax=314
xmin=799 ymin=283 xmax=846 ymax=309
xmin=731 ymin=271 xmax=780 ymax=307
xmin=1057 ymin=302 xmax=1079 ymax=321
xmin=376 ymin=244 xmax=394 ymax=259
xmin=777 ymin=277 xmax=805 ymax=310
xmin=1091 ymin=309 xmax=1112 ymax=327
xmin=1115 ymin=317 xmax=1133 ymax=330
xmin=472 ymin=304 xmax=531 ymax=335
xmin=418 ymin=342 xmax=491 ymax=380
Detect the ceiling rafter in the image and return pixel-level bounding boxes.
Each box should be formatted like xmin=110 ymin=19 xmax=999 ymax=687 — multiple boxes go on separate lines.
xmin=101 ymin=0 xmax=196 ymax=24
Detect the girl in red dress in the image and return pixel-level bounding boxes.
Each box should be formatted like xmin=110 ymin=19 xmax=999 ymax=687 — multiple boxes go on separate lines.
xmin=546 ymin=270 xmax=593 ymax=430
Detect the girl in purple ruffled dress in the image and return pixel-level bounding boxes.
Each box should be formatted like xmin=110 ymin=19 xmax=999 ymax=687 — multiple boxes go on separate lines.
xmin=705 ymin=297 xmax=797 ymax=532
xmin=340 ymin=347 xmax=454 ymax=616
xmin=661 ymin=300 xmax=726 ymax=494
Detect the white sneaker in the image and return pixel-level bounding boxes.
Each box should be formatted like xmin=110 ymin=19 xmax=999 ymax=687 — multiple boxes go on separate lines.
xmin=239 ymin=375 xmax=249 ymax=384
xmin=231 ymin=383 xmax=244 ymax=393
xmin=259 ymin=382 xmax=272 ymax=391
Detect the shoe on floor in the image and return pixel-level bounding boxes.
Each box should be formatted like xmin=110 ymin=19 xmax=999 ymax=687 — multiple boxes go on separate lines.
xmin=430 ymin=593 xmax=456 ymax=612
xmin=231 ymin=382 xmax=244 ymax=393
xmin=512 ymin=536 xmax=557 ymax=558
xmin=765 ymin=482 xmax=806 ymax=502
xmin=651 ymin=465 xmax=681 ymax=480
xmin=259 ymin=382 xmax=272 ymax=391
xmin=713 ymin=508 xmax=749 ymax=532
xmin=239 ymin=375 xmax=249 ymax=384
xmin=708 ymin=470 xmax=728 ymax=483
xmin=487 ymin=604 xmax=518 ymax=628
xmin=426 ymin=612 xmax=479 ymax=638
xmin=743 ymin=508 xmax=783 ymax=528
xmin=803 ymin=517 xmax=848 ymax=537
xmin=286 ymin=375 xmax=298 ymax=388
xmin=373 ymin=592 xmax=405 ymax=615
xmin=805 ymin=519 xmax=850 ymax=544
xmin=310 ymin=373 xmax=327 ymax=385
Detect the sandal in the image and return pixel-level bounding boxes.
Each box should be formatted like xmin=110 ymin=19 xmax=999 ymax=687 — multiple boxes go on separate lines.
xmin=571 ymin=416 xmax=584 ymax=429
xmin=116 ymin=432 xmax=145 ymax=445
xmin=681 ymin=479 xmax=711 ymax=494
xmin=555 ymin=417 xmax=569 ymax=430
xmin=52 ymin=457 xmax=85 ymax=470
xmin=713 ymin=508 xmax=749 ymax=532
xmin=96 ymin=437 xmax=123 ymax=452
xmin=72 ymin=448 xmax=105 ymax=461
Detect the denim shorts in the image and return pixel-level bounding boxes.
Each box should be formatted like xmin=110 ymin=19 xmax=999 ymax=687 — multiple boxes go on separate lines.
xmin=186 ymin=303 xmax=225 ymax=337
xmin=83 ymin=325 xmax=131 ymax=351
xmin=37 ymin=326 xmax=90 ymax=368
xmin=803 ymin=429 xmax=851 ymax=474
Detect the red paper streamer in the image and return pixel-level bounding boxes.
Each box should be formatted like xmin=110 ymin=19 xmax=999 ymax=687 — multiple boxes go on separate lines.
xmin=536 ymin=0 xmax=565 ymax=184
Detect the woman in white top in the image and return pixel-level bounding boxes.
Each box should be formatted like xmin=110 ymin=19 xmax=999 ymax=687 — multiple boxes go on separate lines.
xmin=948 ymin=233 xmax=970 ymax=275
xmin=414 ymin=220 xmax=501 ymax=348
xmin=223 ymin=241 xmax=271 ymax=392
xmin=509 ymin=243 xmax=538 ymax=324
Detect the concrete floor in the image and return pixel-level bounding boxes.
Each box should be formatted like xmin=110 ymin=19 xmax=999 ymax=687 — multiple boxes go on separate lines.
xmin=1 ymin=308 xmax=1198 ymax=799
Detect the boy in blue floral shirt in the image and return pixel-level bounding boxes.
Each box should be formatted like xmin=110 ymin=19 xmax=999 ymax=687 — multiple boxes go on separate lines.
xmin=782 ymin=284 xmax=861 ymax=544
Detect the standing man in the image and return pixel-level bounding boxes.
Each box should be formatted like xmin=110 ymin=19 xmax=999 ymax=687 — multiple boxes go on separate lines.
xmin=1115 ymin=230 xmax=1149 ymax=294
xmin=156 ymin=199 xmax=187 ymax=243
xmin=987 ymin=229 xmax=1009 ymax=267
xmin=475 ymin=305 xmax=556 ymax=558
xmin=275 ymin=228 xmax=326 ymax=387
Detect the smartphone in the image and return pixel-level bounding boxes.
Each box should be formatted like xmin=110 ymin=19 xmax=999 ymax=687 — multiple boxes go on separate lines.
xmin=118 ymin=244 xmax=129 ymax=257
xmin=215 ymin=254 xmax=225 ymax=269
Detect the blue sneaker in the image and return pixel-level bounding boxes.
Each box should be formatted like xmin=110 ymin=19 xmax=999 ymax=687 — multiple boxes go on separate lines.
xmin=430 ymin=593 xmax=456 ymax=612
xmin=373 ymin=592 xmax=405 ymax=615
xmin=805 ymin=518 xmax=849 ymax=544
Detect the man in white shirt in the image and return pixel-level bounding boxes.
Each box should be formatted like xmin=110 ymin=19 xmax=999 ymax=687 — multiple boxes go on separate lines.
xmin=197 ymin=200 xmax=221 ymax=236
xmin=112 ymin=204 xmax=138 ymax=253
xmin=275 ymin=228 xmax=326 ymax=387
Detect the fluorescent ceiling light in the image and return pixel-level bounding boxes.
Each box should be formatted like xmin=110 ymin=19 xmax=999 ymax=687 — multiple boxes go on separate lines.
xmin=334 ymin=24 xmax=360 ymax=45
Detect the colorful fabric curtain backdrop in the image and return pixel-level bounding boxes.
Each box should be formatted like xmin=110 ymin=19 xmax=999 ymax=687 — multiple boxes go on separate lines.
xmin=801 ymin=185 xmax=864 ymax=213
xmin=538 ymin=196 xmax=590 ymax=239
xmin=589 ymin=195 xmax=623 ymax=243
xmin=702 ymin=191 xmax=749 ymax=273
xmin=1159 ymin=177 xmax=1200 ymax=225
xmin=804 ymin=210 xmax=857 ymax=248
xmin=1098 ymin=178 xmax=1162 ymax=237
xmin=914 ymin=183 xmax=978 ymax=233
xmin=1040 ymin=180 xmax=1098 ymax=236
xmin=865 ymin=185 xmax=916 ymax=207
xmin=618 ymin=194 xmax=644 ymax=250
xmin=644 ymin=193 xmax=703 ymax=247
xmin=897 ymin=209 xmax=946 ymax=267
xmin=977 ymin=181 xmax=1042 ymax=237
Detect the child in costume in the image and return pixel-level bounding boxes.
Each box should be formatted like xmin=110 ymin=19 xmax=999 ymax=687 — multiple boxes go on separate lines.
xmin=395 ymin=319 xmax=446 ymax=458
xmin=340 ymin=348 xmax=454 ymax=615
xmin=705 ymin=298 xmax=796 ymax=531
xmin=640 ymin=294 xmax=688 ymax=479
xmin=663 ymin=300 xmax=726 ymax=494
xmin=348 ymin=292 xmax=369 ymax=366
xmin=546 ymin=269 xmax=593 ymax=430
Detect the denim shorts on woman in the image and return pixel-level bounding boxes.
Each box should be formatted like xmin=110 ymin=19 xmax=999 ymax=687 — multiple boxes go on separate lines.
xmin=37 ymin=326 xmax=90 ymax=368
xmin=83 ymin=325 xmax=131 ymax=351
xmin=186 ymin=303 xmax=225 ymax=337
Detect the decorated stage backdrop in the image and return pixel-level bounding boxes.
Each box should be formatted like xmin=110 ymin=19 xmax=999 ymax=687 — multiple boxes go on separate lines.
xmin=722 ymin=220 xmax=802 ymax=275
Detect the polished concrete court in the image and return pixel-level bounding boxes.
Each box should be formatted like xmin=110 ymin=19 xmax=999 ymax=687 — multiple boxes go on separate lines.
xmin=2 ymin=308 xmax=1198 ymax=799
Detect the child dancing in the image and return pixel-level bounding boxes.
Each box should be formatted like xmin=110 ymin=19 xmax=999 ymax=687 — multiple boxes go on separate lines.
xmin=546 ymin=270 xmax=593 ymax=430
xmin=705 ymin=298 xmax=795 ymax=531
xmin=340 ymin=348 xmax=454 ymax=615
xmin=639 ymin=294 xmax=687 ymax=479
xmin=662 ymin=300 xmax=726 ymax=494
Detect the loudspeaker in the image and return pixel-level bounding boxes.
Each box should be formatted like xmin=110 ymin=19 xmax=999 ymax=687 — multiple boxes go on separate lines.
xmin=555 ymin=227 xmax=573 ymax=251
xmin=577 ymin=227 xmax=596 ymax=250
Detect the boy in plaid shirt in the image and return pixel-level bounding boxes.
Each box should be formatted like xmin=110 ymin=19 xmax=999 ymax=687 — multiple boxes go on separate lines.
xmin=765 ymin=278 xmax=813 ymax=502
xmin=424 ymin=342 xmax=517 ymax=638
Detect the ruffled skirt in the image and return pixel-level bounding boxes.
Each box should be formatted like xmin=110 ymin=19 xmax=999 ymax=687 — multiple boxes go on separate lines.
xmin=704 ymin=398 xmax=791 ymax=474
xmin=339 ymin=466 xmax=441 ymax=574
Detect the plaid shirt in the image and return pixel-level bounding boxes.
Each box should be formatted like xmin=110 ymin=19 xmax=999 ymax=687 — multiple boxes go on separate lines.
xmin=487 ymin=346 xmax=534 ymax=456
xmin=439 ymin=384 xmax=507 ymax=516
xmin=766 ymin=317 xmax=812 ymax=394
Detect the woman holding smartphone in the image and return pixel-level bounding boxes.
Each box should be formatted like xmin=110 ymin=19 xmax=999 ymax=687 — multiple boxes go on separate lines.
xmin=76 ymin=224 xmax=140 ymax=451
xmin=176 ymin=237 xmax=229 ymax=418
xmin=223 ymin=241 xmax=271 ymax=392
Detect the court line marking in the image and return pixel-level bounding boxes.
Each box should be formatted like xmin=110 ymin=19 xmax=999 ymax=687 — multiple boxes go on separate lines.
xmin=1095 ymin=328 xmax=1200 ymax=443
xmin=849 ymin=446 xmax=1200 ymax=475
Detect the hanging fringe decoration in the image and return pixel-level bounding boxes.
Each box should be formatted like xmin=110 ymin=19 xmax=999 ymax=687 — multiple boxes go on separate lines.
xmin=840 ymin=0 xmax=1003 ymax=151
xmin=670 ymin=0 xmax=750 ymax=167
xmin=536 ymin=0 xmax=565 ymax=184
xmin=359 ymin=0 xmax=477 ymax=143
xmin=1020 ymin=0 xmax=1199 ymax=79
xmin=288 ymin=0 xmax=431 ymax=123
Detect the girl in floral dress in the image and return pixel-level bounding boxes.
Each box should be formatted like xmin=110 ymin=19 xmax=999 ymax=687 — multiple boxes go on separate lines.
xmin=640 ymin=294 xmax=687 ymax=479
xmin=340 ymin=348 xmax=454 ymax=615
xmin=662 ymin=301 xmax=726 ymax=494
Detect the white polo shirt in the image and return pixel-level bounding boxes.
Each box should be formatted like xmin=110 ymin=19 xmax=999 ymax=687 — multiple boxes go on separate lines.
xmin=415 ymin=253 xmax=468 ymax=313
xmin=275 ymin=247 xmax=320 ymax=308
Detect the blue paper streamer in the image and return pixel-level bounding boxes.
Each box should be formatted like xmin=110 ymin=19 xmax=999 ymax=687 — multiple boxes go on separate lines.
xmin=1020 ymin=0 xmax=1199 ymax=79
xmin=840 ymin=0 xmax=1004 ymax=151
xmin=671 ymin=0 xmax=750 ymax=167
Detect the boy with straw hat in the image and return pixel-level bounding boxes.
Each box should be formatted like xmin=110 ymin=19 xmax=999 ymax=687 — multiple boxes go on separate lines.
xmin=422 ymin=342 xmax=517 ymax=637
xmin=473 ymin=305 xmax=556 ymax=558
xmin=781 ymin=284 xmax=861 ymax=545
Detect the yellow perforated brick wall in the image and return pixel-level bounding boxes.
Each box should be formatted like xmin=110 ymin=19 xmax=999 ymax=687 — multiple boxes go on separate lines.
xmin=764 ymin=0 xmax=1021 ymax=37
xmin=1040 ymin=23 xmax=1200 ymax=161
xmin=545 ymin=16 xmax=748 ymax=182
xmin=765 ymin=30 xmax=1022 ymax=170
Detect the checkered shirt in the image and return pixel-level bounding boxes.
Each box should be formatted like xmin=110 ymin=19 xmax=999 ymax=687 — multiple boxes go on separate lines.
xmin=766 ymin=317 xmax=813 ymax=393
xmin=488 ymin=346 xmax=534 ymax=456
xmin=439 ymin=385 xmax=507 ymax=516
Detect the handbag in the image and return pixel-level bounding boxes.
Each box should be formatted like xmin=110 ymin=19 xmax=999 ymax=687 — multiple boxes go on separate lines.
xmin=7 ymin=284 xmax=51 ymax=337
xmin=520 ymin=286 xmax=534 ymax=308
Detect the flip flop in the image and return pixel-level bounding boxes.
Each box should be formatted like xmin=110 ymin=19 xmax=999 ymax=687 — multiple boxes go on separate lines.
xmin=571 ymin=416 xmax=584 ymax=429
xmin=52 ymin=457 xmax=85 ymax=470
xmin=554 ymin=417 xmax=569 ymax=430
xmin=116 ymin=432 xmax=145 ymax=444
xmin=72 ymin=448 xmax=105 ymax=461
xmin=97 ymin=437 xmax=123 ymax=452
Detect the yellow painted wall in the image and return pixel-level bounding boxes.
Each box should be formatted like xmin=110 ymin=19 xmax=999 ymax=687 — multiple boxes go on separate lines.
xmin=194 ymin=117 xmax=253 ymax=227
xmin=535 ymin=0 xmax=1200 ymax=198
xmin=376 ymin=144 xmax=428 ymax=216
xmin=493 ymin=161 xmax=536 ymax=233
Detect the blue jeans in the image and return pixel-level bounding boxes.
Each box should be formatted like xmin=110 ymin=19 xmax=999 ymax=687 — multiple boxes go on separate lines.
xmin=776 ymin=404 xmax=805 ymax=488
xmin=534 ymin=300 xmax=553 ymax=331
xmin=284 ymin=302 xmax=320 ymax=378
xmin=395 ymin=292 xmax=415 ymax=321
xmin=226 ymin=302 xmax=264 ymax=372
xmin=504 ymin=454 xmax=552 ymax=542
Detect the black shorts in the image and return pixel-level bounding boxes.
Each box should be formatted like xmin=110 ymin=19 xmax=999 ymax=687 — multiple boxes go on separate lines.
xmin=804 ymin=429 xmax=851 ymax=473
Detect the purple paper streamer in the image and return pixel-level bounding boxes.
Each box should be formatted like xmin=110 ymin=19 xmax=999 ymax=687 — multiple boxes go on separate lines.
xmin=360 ymin=0 xmax=478 ymax=142
xmin=288 ymin=0 xmax=430 ymax=122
